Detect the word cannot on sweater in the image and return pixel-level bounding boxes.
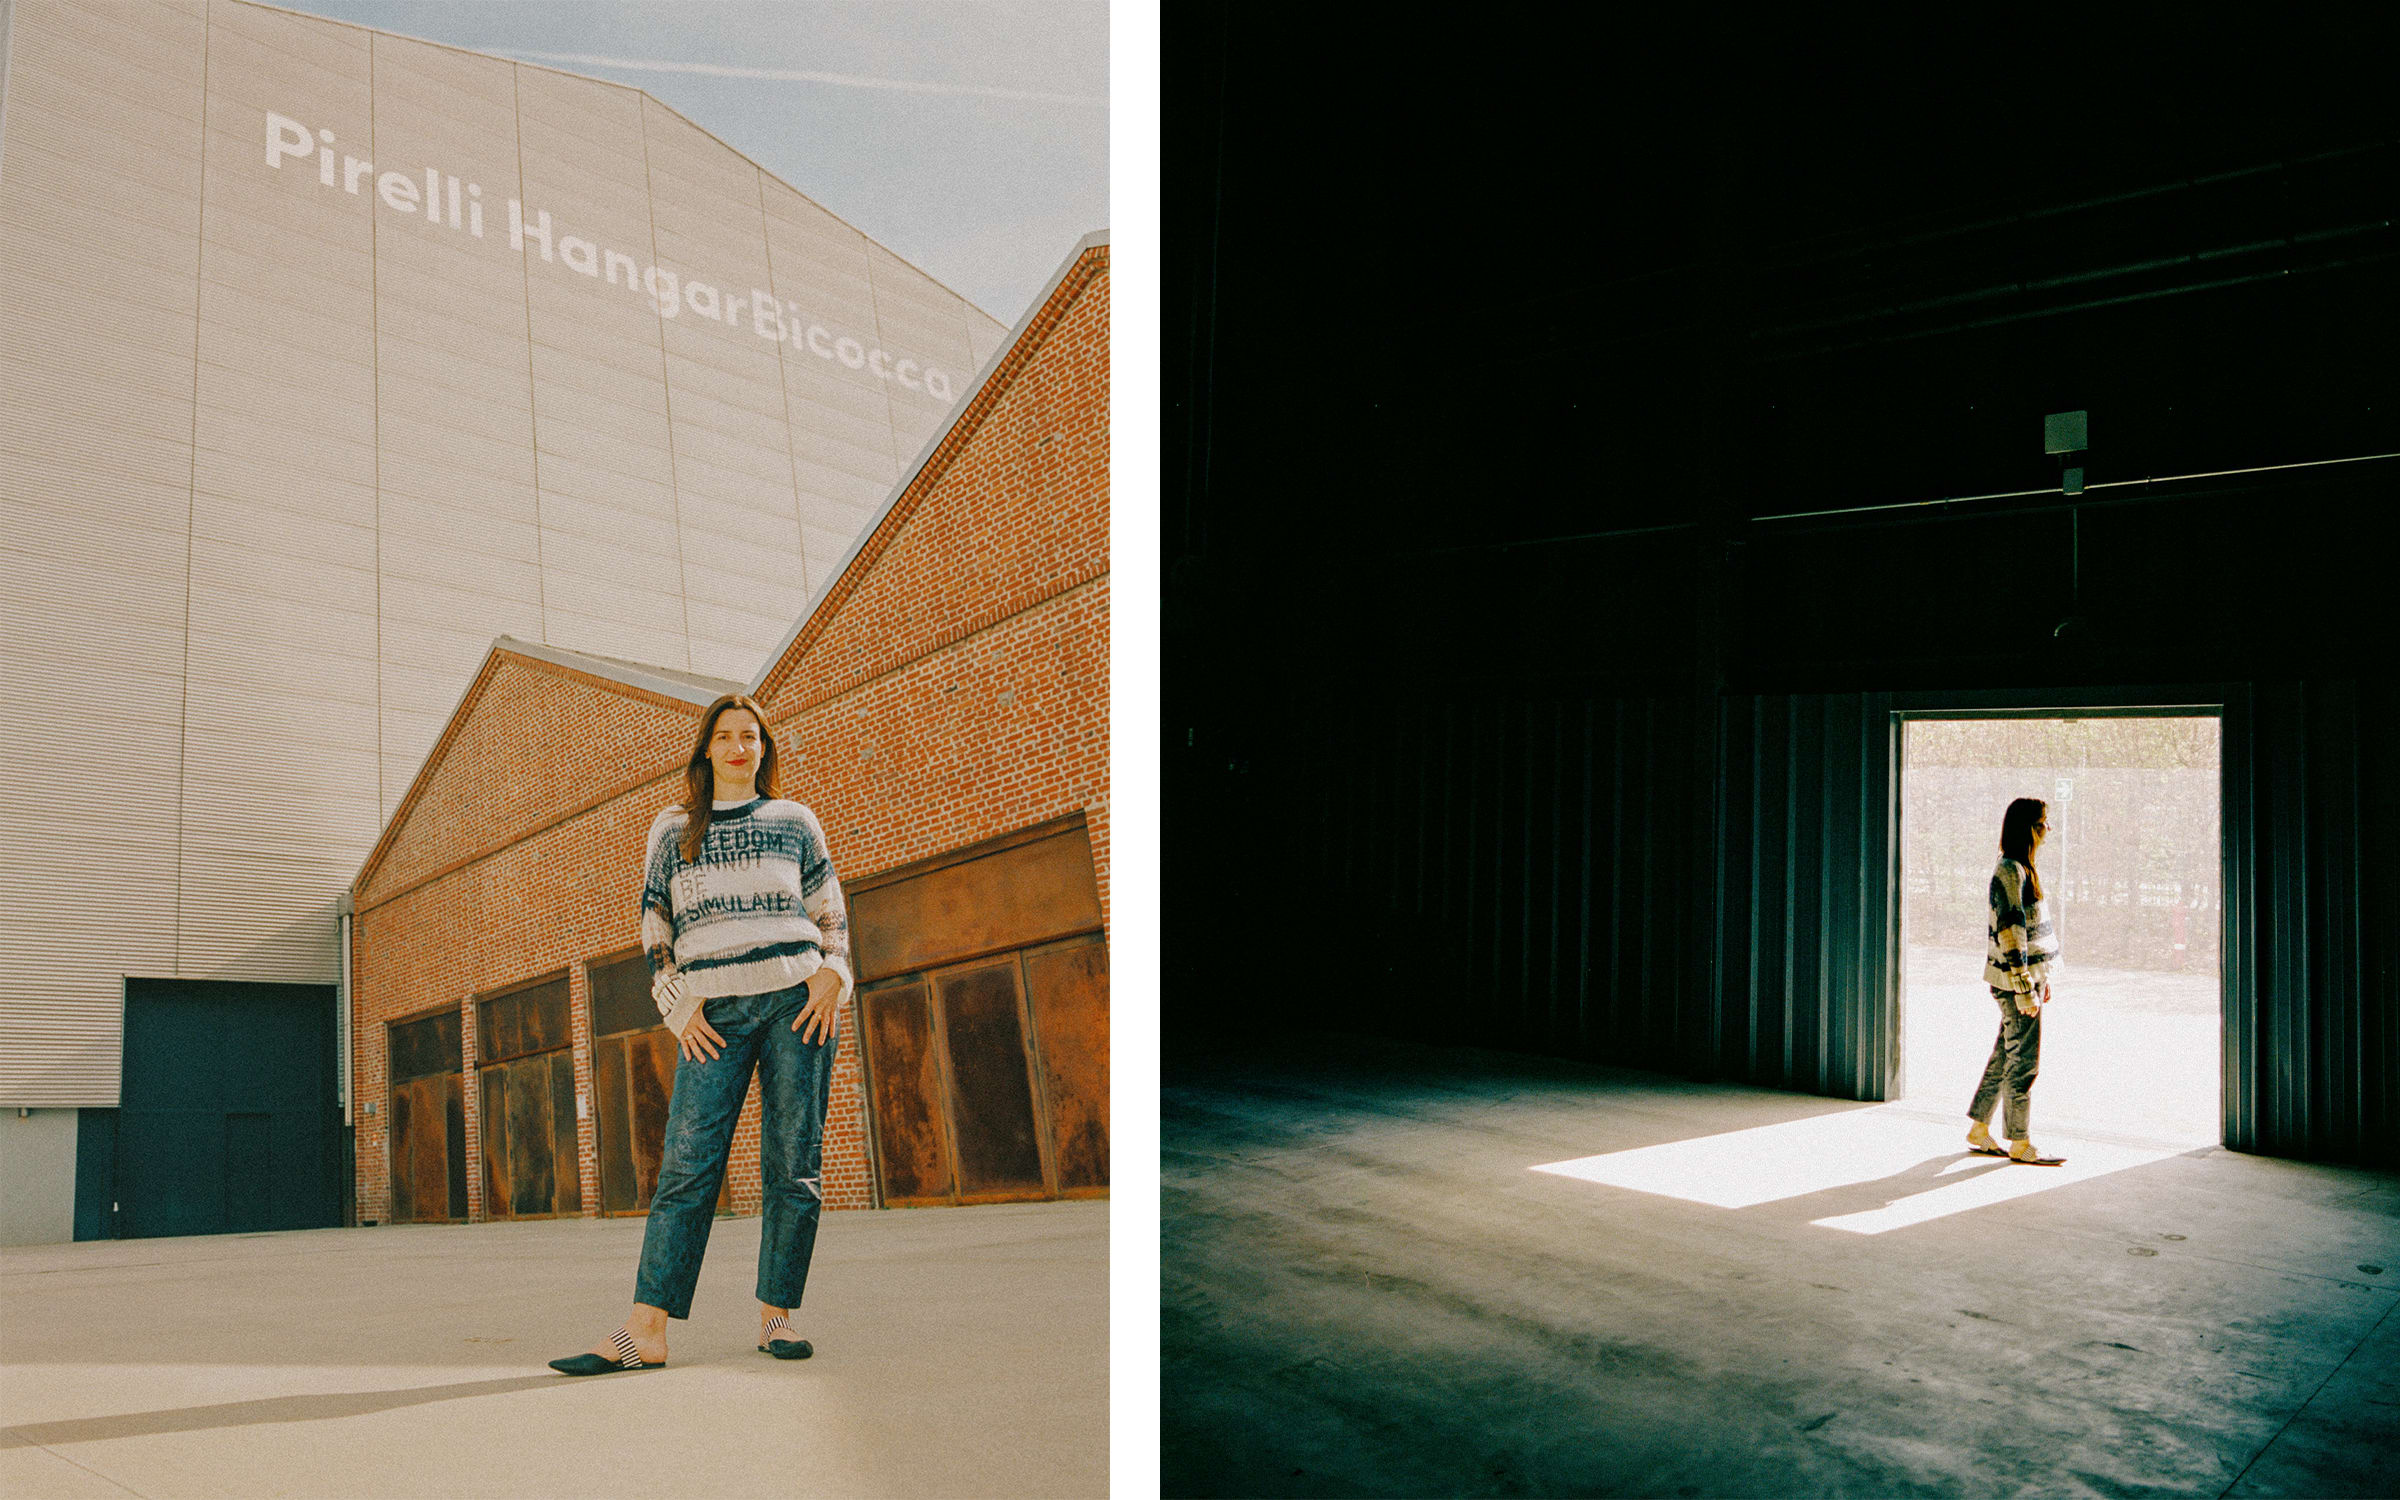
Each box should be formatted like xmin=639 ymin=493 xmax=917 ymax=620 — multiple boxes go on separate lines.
xmin=641 ymin=796 xmax=854 ymax=1005
xmin=1984 ymin=856 xmax=2061 ymax=997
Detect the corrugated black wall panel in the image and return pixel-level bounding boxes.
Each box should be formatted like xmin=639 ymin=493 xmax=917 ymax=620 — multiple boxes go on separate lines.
xmin=1708 ymin=693 xmax=1896 ymax=1099
xmin=1289 ymin=694 xmax=1693 ymax=1065
xmin=1278 ymin=676 xmax=2388 ymax=1165
xmin=2227 ymin=679 xmax=2396 ymax=1164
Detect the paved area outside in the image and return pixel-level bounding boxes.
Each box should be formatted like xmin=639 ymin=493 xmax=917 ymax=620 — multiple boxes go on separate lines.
xmin=1900 ymin=944 xmax=2220 ymax=1146
xmin=1 ymin=1200 xmax=1105 ymax=1499
xmin=1163 ymin=1034 xmax=2400 ymax=1498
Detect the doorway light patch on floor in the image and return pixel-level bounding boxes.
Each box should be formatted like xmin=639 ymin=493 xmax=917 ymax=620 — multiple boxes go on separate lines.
xmin=1530 ymin=1105 xmax=2179 ymax=1232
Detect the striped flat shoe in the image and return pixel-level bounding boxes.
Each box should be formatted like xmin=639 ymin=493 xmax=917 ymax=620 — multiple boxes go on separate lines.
xmin=757 ymin=1313 xmax=813 ymax=1360
xmin=548 ymin=1328 xmax=667 ymax=1375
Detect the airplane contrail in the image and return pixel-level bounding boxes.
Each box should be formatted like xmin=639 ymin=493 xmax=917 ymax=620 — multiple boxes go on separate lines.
xmin=504 ymin=50 xmax=1106 ymax=107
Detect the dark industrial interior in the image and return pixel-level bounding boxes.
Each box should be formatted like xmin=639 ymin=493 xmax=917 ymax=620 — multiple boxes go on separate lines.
xmin=1163 ymin=11 xmax=2397 ymax=1496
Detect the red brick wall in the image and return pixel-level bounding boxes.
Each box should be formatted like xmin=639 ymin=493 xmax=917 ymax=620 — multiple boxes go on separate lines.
xmin=349 ymin=672 xmax=874 ymax=1226
xmin=759 ymin=248 xmax=1111 ymax=926
xmin=348 ymin=245 xmax=1108 ymax=1229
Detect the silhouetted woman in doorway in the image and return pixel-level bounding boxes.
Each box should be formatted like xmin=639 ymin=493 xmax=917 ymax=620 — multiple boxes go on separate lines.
xmin=1965 ymin=797 xmax=2066 ymax=1166
xmin=550 ymin=692 xmax=854 ymax=1374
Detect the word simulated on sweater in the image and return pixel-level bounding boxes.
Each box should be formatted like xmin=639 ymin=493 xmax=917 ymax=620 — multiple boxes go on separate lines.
xmin=1983 ymin=856 xmax=2061 ymax=997
xmin=641 ymin=796 xmax=854 ymax=1004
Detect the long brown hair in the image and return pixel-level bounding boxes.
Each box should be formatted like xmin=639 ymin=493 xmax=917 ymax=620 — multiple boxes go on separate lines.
xmin=675 ymin=693 xmax=782 ymax=862
xmin=1998 ymin=797 xmax=2047 ymax=903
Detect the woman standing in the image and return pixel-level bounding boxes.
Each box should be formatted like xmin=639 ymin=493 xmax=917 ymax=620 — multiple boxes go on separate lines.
xmin=1965 ymin=797 xmax=2066 ymax=1166
xmin=550 ymin=692 xmax=854 ymax=1375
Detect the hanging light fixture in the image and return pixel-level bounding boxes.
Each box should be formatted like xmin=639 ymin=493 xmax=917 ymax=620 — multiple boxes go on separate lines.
xmin=2047 ymin=411 xmax=2093 ymax=641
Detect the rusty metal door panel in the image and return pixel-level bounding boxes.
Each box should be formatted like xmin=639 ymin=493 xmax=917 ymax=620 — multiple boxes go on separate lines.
xmin=590 ymin=957 xmax=657 ymax=1039
xmin=504 ymin=1058 xmax=555 ymax=1216
xmin=548 ymin=1049 xmax=581 ymax=1215
xmin=596 ymin=1036 xmax=636 ymax=1214
xmin=479 ymin=996 xmax=522 ymax=1065
xmin=390 ymin=1010 xmax=461 ymax=1083
xmin=388 ymin=1077 xmax=418 ymax=1222
xmin=595 ymin=1021 xmax=719 ymax=1216
xmin=390 ymin=1074 xmax=440 ymax=1223
xmin=479 ymin=979 xmax=570 ymax=1065
xmin=1024 ymin=935 xmax=1109 ymax=1194
xmin=855 ymin=829 xmax=1105 ymax=982
xmin=478 ymin=1049 xmax=580 ymax=1218
xmin=862 ymin=980 xmax=955 ymax=1205
xmin=634 ymin=1028 xmax=693 ymax=1210
xmin=527 ymin=985 xmax=572 ymax=1056
xmin=480 ymin=1066 xmax=510 ymax=1217
xmin=389 ymin=1009 xmax=467 ymax=1223
xmin=937 ymin=962 xmax=1048 ymax=1200
xmin=442 ymin=1072 xmax=466 ymax=1219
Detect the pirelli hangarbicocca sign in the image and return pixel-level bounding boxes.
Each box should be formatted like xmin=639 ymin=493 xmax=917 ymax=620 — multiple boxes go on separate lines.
xmin=263 ymin=111 xmax=963 ymax=400
xmin=0 ymin=0 xmax=1013 ymax=1119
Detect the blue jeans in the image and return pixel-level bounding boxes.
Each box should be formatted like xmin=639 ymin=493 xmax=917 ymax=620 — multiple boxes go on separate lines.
xmin=632 ymin=980 xmax=836 ymax=1320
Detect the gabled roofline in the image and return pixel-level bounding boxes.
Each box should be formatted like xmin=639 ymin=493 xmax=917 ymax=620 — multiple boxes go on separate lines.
xmin=748 ymin=227 xmax=1110 ymax=697
xmin=348 ymin=635 xmax=743 ymax=898
xmin=493 ymin=636 xmax=748 ymax=706
xmin=349 ymin=227 xmax=1104 ymax=899
xmin=223 ymin=0 xmax=1009 ymax=325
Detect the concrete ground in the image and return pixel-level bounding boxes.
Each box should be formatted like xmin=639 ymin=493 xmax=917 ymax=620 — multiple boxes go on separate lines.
xmin=1 ymin=1200 xmax=1105 ymax=1499
xmin=1163 ymin=1034 xmax=2400 ymax=1498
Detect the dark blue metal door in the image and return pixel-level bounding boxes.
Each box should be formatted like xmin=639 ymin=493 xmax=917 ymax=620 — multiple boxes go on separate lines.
xmin=89 ymin=979 xmax=341 ymax=1239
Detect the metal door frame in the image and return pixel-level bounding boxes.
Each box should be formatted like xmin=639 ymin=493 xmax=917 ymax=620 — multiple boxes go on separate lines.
xmin=1887 ymin=684 xmax=2242 ymax=1141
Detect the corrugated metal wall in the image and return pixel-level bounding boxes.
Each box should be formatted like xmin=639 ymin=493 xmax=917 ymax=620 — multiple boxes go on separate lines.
xmin=2225 ymin=679 xmax=2397 ymax=1163
xmin=1710 ymin=693 xmax=1896 ymax=1100
xmin=1287 ymin=690 xmax=1899 ymax=1098
xmin=1287 ymin=676 xmax=2395 ymax=1168
xmin=1288 ymin=695 xmax=1697 ymax=1065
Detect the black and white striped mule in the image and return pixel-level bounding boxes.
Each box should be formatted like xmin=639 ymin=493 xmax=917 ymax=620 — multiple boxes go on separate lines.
xmin=548 ymin=1328 xmax=667 ymax=1375
xmin=757 ymin=1314 xmax=813 ymax=1360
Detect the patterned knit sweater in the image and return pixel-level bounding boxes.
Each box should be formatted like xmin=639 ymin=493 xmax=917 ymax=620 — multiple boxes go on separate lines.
xmin=1984 ymin=855 xmax=2061 ymax=998
xmin=640 ymin=795 xmax=853 ymax=1006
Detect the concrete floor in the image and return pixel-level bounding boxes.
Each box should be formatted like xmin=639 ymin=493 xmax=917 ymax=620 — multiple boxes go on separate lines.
xmin=1 ymin=1200 xmax=1105 ymax=1499
xmin=1163 ymin=1034 xmax=2400 ymax=1498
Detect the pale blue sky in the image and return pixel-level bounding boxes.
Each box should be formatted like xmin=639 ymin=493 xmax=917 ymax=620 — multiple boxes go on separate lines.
xmin=275 ymin=0 xmax=1108 ymax=326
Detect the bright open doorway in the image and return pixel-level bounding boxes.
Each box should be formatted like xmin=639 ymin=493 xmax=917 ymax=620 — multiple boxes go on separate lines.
xmin=1895 ymin=713 xmax=2222 ymax=1149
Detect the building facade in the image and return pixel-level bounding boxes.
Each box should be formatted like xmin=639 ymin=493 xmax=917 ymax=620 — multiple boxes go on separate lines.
xmin=0 ymin=0 xmax=1015 ymax=1244
xmin=346 ymin=236 xmax=1109 ymax=1229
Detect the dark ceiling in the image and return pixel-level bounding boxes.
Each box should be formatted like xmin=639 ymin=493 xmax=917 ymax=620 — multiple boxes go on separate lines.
xmin=1166 ymin=11 xmax=2400 ymax=573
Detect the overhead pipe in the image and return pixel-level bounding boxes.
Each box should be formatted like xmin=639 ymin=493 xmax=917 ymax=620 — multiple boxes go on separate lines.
xmin=1452 ymin=139 xmax=2397 ymax=334
xmin=1371 ymin=451 xmax=2400 ymax=562
xmin=1752 ymin=243 xmax=2398 ymax=361
xmin=1743 ymin=139 xmax=2395 ymax=274
xmin=1750 ymin=218 xmax=2394 ymax=343
xmin=1747 ymin=449 xmax=2400 ymax=526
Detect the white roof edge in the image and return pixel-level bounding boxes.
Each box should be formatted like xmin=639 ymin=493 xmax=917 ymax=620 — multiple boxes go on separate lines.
xmin=746 ymin=228 xmax=1110 ymax=696
xmin=217 ymin=0 xmax=1007 ymax=326
xmin=489 ymin=635 xmax=745 ymax=706
xmin=407 ymin=634 xmax=737 ymax=802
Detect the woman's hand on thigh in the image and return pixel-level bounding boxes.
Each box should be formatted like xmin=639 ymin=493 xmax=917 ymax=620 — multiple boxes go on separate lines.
xmin=679 ymin=1012 xmax=724 ymax=1061
xmin=791 ymin=988 xmax=842 ymax=1046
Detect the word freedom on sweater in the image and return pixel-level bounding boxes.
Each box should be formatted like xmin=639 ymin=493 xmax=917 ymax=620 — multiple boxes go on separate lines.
xmin=264 ymin=110 xmax=957 ymax=401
